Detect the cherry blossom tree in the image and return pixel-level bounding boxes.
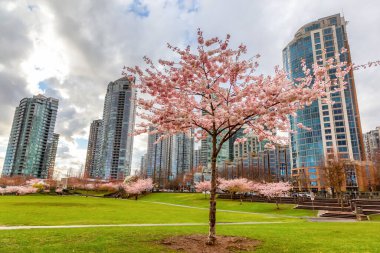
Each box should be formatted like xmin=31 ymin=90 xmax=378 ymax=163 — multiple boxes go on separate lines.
xmin=124 ymin=178 xmax=153 ymax=200
xmin=259 ymin=182 xmax=292 ymax=209
xmin=3 ymin=186 xmax=38 ymax=195
xmin=124 ymin=29 xmax=350 ymax=244
xmin=218 ymin=178 xmax=251 ymax=204
xmin=195 ymin=181 xmax=211 ymax=199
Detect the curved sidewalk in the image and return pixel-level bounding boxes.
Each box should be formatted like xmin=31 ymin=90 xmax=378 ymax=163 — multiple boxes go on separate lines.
xmin=0 ymin=221 xmax=286 ymax=230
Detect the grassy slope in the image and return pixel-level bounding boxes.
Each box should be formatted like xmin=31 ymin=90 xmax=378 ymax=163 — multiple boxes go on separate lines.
xmin=0 ymin=224 xmax=379 ymax=253
xmin=0 ymin=195 xmax=296 ymax=226
xmin=369 ymin=214 xmax=380 ymax=221
xmin=141 ymin=193 xmax=317 ymax=217
xmin=0 ymin=194 xmax=379 ymax=252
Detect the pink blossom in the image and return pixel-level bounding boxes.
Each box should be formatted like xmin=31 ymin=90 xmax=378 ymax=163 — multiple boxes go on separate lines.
xmin=124 ymin=178 xmax=153 ymax=199
xmin=218 ymin=178 xmax=251 ymax=194
xmin=4 ymin=186 xmax=38 ymax=195
xmin=195 ymin=181 xmax=211 ymax=192
xmin=234 ymin=138 xmax=247 ymax=144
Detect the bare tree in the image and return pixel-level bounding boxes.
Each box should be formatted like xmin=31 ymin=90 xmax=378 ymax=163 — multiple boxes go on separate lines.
xmin=320 ymin=157 xmax=348 ymax=210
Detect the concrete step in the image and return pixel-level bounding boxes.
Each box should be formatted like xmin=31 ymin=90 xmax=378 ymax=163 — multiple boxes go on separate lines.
xmin=301 ymin=202 xmax=349 ymax=207
xmin=296 ymin=205 xmax=352 ymax=212
xmin=363 ymin=209 xmax=380 ymax=215
xmin=320 ymin=213 xmax=356 ymax=219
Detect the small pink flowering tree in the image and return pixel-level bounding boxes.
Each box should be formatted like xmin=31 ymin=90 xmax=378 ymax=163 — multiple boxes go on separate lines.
xmin=218 ymin=178 xmax=251 ymax=204
xmin=259 ymin=182 xmax=292 ymax=209
xmin=0 ymin=187 xmax=5 ymax=196
xmin=124 ymin=178 xmax=154 ymax=200
xmin=3 ymin=186 xmax=37 ymax=195
xmin=125 ymin=29 xmax=349 ymax=244
xmin=195 ymin=181 xmax=211 ymax=199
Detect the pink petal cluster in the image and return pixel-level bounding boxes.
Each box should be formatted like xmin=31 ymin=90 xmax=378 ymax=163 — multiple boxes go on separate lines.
xmin=258 ymin=182 xmax=292 ymax=198
xmin=2 ymin=186 xmax=38 ymax=195
xmin=195 ymin=181 xmax=211 ymax=192
xmin=124 ymin=178 xmax=154 ymax=196
xmin=218 ymin=178 xmax=252 ymax=194
xmin=84 ymin=184 xmax=95 ymax=190
xmin=234 ymin=138 xmax=247 ymax=144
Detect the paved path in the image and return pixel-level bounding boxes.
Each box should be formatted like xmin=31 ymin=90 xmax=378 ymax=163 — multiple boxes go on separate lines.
xmin=0 ymin=221 xmax=286 ymax=231
xmin=141 ymin=200 xmax=305 ymax=219
xmin=142 ymin=201 xmax=357 ymax=222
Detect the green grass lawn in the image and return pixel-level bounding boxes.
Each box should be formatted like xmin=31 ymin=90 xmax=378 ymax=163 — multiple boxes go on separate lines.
xmin=0 ymin=193 xmax=379 ymax=252
xmin=0 ymin=195 xmax=298 ymax=226
xmin=0 ymin=223 xmax=379 ymax=253
xmin=141 ymin=193 xmax=317 ymax=217
xmin=369 ymin=214 xmax=380 ymax=221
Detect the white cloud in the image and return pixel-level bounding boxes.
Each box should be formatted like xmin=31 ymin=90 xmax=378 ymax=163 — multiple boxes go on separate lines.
xmin=1 ymin=0 xmax=380 ymax=176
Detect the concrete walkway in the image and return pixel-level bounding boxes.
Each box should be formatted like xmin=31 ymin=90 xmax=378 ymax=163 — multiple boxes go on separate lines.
xmin=142 ymin=201 xmax=357 ymax=222
xmin=141 ymin=200 xmax=305 ymax=219
xmin=0 ymin=221 xmax=287 ymax=230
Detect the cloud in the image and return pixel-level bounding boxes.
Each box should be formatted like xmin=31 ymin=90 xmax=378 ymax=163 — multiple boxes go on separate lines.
xmin=1 ymin=0 xmax=380 ymax=177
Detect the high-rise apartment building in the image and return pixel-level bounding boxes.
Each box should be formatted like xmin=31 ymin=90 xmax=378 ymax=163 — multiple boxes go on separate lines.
xmin=364 ymin=127 xmax=380 ymax=161
xmin=200 ymin=136 xmax=232 ymax=170
xmin=98 ymin=77 xmax=136 ymax=180
xmin=146 ymin=131 xmax=173 ymax=187
xmin=2 ymin=95 xmax=59 ymax=178
xmin=283 ymin=14 xmax=365 ymax=190
xmin=230 ymin=133 xmax=291 ymax=181
xmin=171 ymin=133 xmax=194 ymax=178
xmin=84 ymin=119 xmax=103 ymax=178
xmin=146 ymin=130 xmax=194 ymax=187
xmin=47 ymin=133 xmax=59 ymax=179
xmin=140 ymin=153 xmax=148 ymax=177
xmin=193 ymin=148 xmax=201 ymax=170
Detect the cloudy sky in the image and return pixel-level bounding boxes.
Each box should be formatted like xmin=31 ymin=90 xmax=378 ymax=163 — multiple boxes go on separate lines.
xmin=0 ymin=0 xmax=379 ymax=177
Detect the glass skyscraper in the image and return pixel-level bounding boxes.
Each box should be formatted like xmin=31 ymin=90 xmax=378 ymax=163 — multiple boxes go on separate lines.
xmin=146 ymin=131 xmax=193 ymax=187
xmin=98 ymin=77 xmax=136 ymax=180
xmin=2 ymin=95 xmax=59 ymax=178
xmin=283 ymin=14 xmax=365 ymax=190
xmin=84 ymin=119 xmax=103 ymax=178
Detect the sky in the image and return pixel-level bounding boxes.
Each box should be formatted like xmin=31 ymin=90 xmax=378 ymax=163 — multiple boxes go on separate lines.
xmin=0 ymin=0 xmax=379 ymax=177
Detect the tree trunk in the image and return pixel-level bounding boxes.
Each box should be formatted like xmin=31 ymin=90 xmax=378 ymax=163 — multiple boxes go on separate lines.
xmin=339 ymin=192 xmax=343 ymax=211
xmin=276 ymin=199 xmax=279 ymax=210
xmin=207 ymin=136 xmax=218 ymax=245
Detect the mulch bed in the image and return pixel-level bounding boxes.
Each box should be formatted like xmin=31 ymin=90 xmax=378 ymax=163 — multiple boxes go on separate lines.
xmin=160 ymin=235 xmax=261 ymax=253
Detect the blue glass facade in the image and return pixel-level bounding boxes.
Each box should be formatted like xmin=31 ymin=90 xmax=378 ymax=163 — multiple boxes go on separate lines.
xmin=283 ymin=14 xmax=364 ymax=174
xmin=2 ymin=95 xmax=59 ymax=178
